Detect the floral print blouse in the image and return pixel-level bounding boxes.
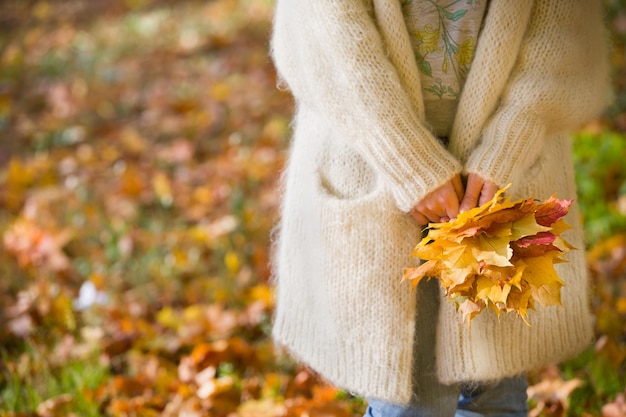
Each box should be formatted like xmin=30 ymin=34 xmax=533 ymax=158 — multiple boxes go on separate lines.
xmin=403 ymin=0 xmax=488 ymax=138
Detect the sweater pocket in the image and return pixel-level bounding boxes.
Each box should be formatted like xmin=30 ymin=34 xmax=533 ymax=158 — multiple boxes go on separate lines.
xmin=311 ymin=139 xmax=419 ymax=336
xmin=316 ymin=139 xmax=380 ymax=201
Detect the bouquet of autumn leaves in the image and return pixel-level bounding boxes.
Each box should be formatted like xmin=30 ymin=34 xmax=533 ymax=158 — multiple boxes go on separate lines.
xmin=404 ymin=185 xmax=574 ymax=325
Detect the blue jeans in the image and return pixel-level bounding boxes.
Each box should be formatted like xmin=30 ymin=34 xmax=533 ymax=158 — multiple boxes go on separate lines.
xmin=364 ymin=279 xmax=529 ymax=417
xmin=364 ymin=375 xmax=529 ymax=417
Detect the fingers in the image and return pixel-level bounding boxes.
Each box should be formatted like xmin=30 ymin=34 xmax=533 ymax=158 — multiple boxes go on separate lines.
xmin=411 ymin=174 xmax=500 ymax=225
xmin=459 ymin=174 xmax=484 ymax=213
xmin=447 ymin=174 xmax=463 ymax=220
xmin=411 ymin=206 xmax=440 ymax=226
xmin=409 ymin=209 xmax=430 ymax=226
xmin=444 ymin=182 xmax=460 ymax=221
xmin=452 ymin=174 xmax=464 ymax=202
xmin=459 ymin=174 xmax=500 ymax=212
xmin=478 ymin=180 xmax=499 ymax=206
xmin=412 ymin=200 xmax=443 ymax=225
xmin=410 ymin=178 xmax=462 ymax=225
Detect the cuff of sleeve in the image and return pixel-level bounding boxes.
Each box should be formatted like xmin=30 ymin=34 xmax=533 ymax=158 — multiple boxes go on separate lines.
xmin=383 ymin=147 xmax=462 ymax=213
xmin=465 ymin=108 xmax=546 ymax=187
xmin=348 ymin=112 xmax=463 ymax=213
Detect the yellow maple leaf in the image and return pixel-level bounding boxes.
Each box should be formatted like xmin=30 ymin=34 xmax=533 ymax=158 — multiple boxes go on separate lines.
xmin=471 ymin=235 xmax=513 ymax=267
xmin=476 ymin=276 xmax=511 ymax=306
xmin=511 ymin=215 xmax=552 ymax=241
xmin=520 ymin=252 xmax=564 ymax=307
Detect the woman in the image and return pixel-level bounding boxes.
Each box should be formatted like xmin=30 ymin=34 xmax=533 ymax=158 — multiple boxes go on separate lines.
xmin=270 ymin=1 xmax=610 ymax=415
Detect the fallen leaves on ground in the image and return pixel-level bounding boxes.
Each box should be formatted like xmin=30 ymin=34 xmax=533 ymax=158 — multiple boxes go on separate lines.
xmin=0 ymin=0 xmax=624 ymax=416
xmin=0 ymin=0 xmax=364 ymax=415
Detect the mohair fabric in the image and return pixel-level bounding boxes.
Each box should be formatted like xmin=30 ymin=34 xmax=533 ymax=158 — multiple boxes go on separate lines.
xmin=270 ymin=0 xmax=611 ymax=405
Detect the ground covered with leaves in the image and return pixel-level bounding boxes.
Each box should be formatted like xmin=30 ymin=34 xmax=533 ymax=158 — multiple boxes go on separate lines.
xmin=0 ymin=1 xmax=624 ymax=416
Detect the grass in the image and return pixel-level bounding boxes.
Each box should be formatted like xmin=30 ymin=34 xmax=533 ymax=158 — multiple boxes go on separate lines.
xmin=0 ymin=0 xmax=624 ymax=415
xmin=1 ymin=343 xmax=108 ymax=415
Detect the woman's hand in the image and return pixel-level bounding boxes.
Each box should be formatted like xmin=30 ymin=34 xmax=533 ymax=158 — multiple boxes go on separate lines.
xmin=410 ymin=174 xmax=464 ymax=226
xmin=459 ymin=173 xmax=498 ymax=213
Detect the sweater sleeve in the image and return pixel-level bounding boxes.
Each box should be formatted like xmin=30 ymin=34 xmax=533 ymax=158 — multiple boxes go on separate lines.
xmin=464 ymin=0 xmax=610 ymax=186
xmin=271 ymin=0 xmax=462 ymax=212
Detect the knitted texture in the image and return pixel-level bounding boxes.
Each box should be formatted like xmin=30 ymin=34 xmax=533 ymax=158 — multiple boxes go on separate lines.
xmin=271 ymin=0 xmax=610 ymax=405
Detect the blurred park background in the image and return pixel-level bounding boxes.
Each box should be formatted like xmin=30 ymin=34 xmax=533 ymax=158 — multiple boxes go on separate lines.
xmin=0 ymin=1 xmax=625 ymax=416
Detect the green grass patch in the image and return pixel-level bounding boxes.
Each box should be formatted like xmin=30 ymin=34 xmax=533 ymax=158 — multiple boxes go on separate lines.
xmin=573 ymin=129 xmax=626 ymax=245
xmin=1 ymin=344 xmax=109 ymax=415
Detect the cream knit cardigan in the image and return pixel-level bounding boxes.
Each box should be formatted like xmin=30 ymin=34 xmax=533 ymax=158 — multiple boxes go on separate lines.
xmin=271 ymin=0 xmax=610 ymax=405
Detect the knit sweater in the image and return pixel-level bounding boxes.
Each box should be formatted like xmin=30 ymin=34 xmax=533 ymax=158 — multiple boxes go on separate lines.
xmin=270 ymin=0 xmax=610 ymax=405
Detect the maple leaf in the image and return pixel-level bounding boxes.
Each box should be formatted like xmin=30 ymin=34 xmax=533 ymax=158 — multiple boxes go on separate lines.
xmin=458 ymin=299 xmax=482 ymax=322
xmin=404 ymin=184 xmax=573 ymax=324
xmin=476 ymin=275 xmax=511 ymax=306
xmin=471 ymin=235 xmax=513 ymax=267
xmin=519 ymin=253 xmax=564 ymax=307
xmin=510 ymin=215 xmax=552 ymax=241
xmin=511 ymin=242 xmax=561 ymax=259
xmin=3 ymin=217 xmax=72 ymax=272
xmin=514 ymin=231 xmax=557 ymax=247
xmin=404 ymin=262 xmax=438 ymax=290
xmin=533 ymin=195 xmax=573 ymax=227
